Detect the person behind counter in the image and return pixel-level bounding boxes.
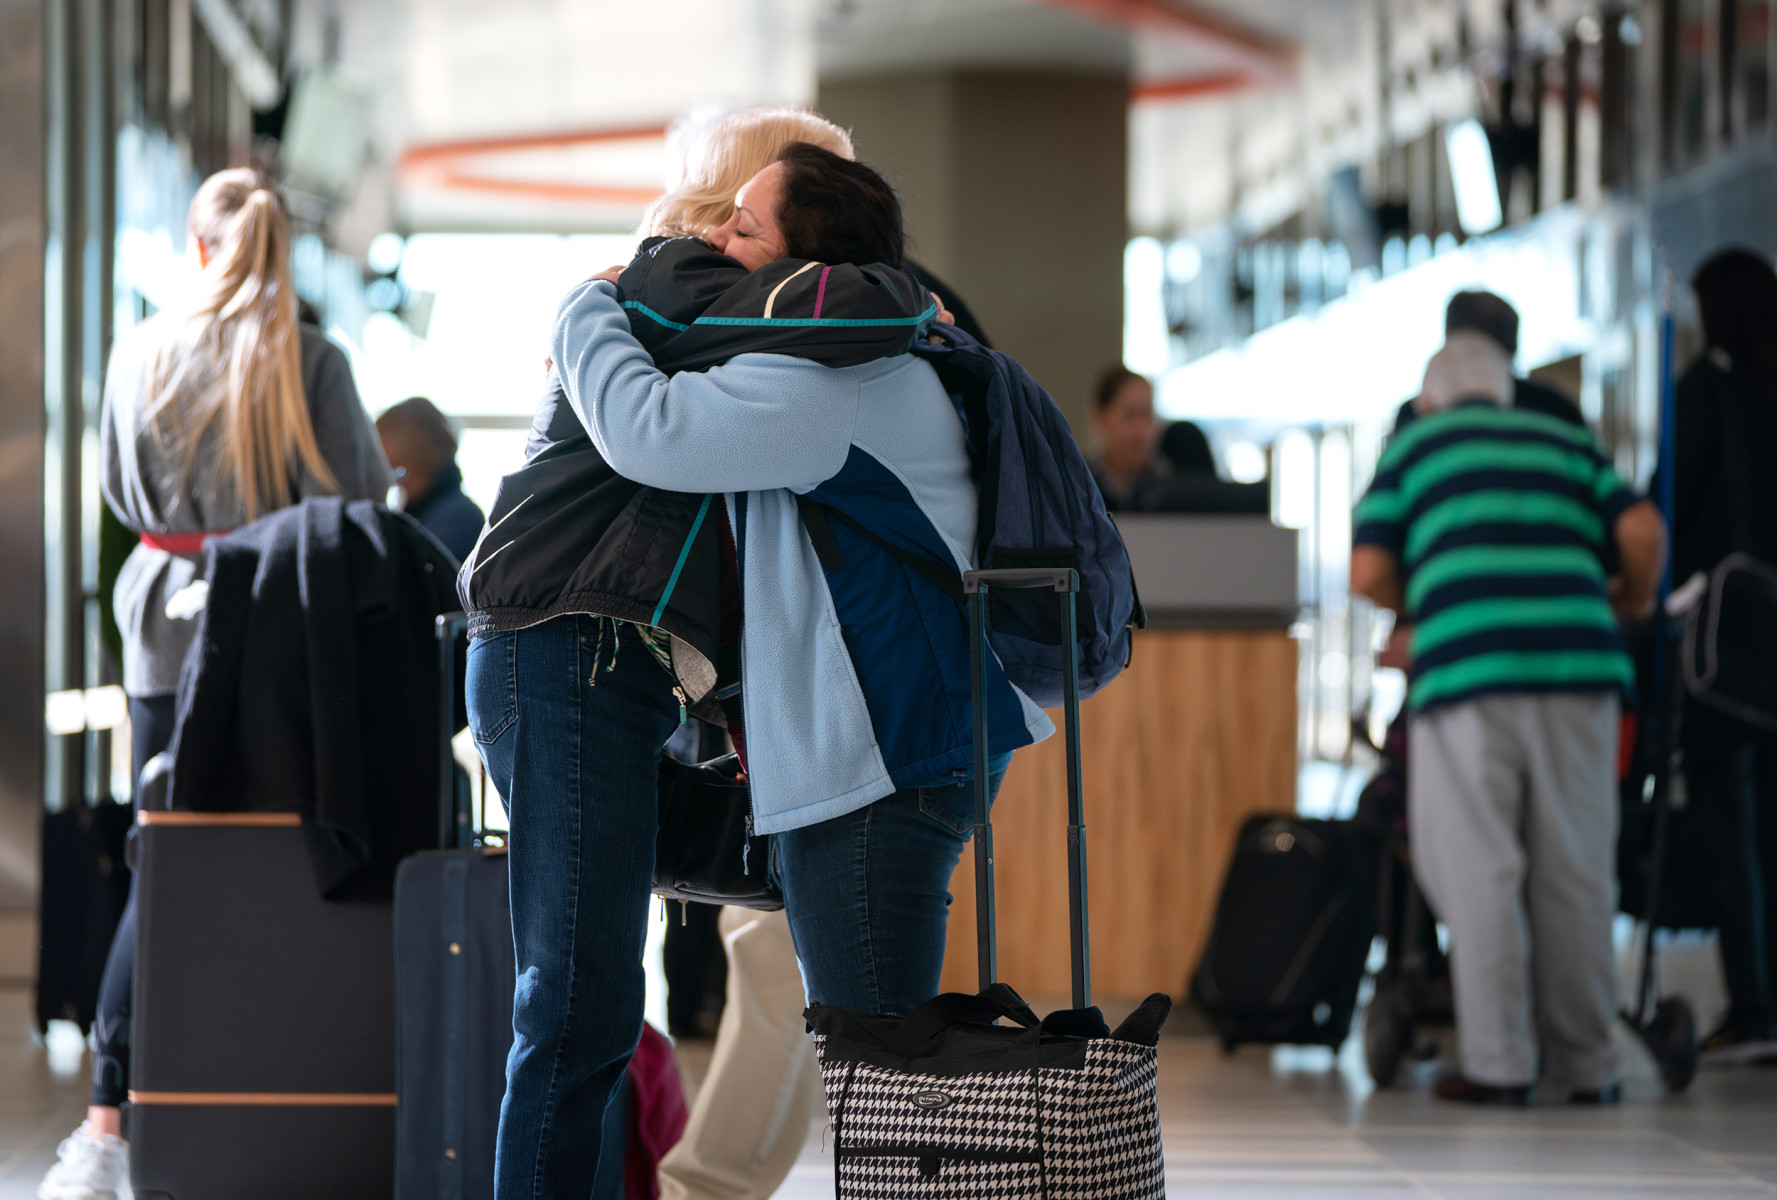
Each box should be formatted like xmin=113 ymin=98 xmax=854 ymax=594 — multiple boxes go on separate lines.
xmin=1087 ymin=364 xmax=1166 ymax=511
xmin=1087 ymin=364 xmax=1266 ymax=515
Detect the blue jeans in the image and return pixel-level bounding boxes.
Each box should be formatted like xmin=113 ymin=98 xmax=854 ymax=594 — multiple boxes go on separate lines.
xmin=467 ymin=616 xmax=680 ymax=1200
xmin=776 ymin=772 xmax=1002 ymax=1016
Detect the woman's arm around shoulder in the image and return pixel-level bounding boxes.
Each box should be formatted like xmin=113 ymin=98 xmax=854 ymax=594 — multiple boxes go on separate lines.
xmin=553 ymin=279 xmax=861 ymax=493
xmin=300 ymin=326 xmax=394 ymax=501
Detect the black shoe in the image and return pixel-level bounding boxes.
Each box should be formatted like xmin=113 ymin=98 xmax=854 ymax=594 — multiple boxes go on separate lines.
xmin=1434 ymin=1075 xmax=1534 ymax=1106
xmin=1569 ymin=1082 xmax=1622 ymax=1105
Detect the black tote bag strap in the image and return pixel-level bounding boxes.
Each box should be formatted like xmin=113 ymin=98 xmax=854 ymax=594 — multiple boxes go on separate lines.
xmin=882 ymin=984 xmax=1041 ymax=1058
xmin=964 ymin=568 xmax=1091 ymax=1011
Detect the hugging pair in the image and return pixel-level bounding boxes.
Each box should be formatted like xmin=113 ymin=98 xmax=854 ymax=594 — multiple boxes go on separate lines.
xmin=460 ymin=136 xmax=1051 ymax=1195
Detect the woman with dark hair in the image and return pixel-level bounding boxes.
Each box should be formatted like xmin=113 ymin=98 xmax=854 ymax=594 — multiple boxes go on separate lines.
xmin=1087 ymin=364 xmax=1167 ymax=510
xmin=1675 ymin=247 xmax=1777 ymax=1059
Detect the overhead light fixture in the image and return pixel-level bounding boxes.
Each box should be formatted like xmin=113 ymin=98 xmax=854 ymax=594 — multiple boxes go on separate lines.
xmin=1445 ymin=119 xmax=1503 ymax=236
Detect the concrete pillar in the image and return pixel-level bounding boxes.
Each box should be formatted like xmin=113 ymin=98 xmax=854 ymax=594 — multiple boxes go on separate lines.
xmin=818 ymin=70 xmax=1128 ymax=435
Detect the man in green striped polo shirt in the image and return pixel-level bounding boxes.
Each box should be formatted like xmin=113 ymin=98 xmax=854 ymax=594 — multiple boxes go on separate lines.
xmin=1351 ymin=333 xmax=1667 ymax=1105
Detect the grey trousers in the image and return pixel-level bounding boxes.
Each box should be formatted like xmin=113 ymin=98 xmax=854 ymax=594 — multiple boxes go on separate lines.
xmin=1408 ymin=692 xmax=1621 ymax=1089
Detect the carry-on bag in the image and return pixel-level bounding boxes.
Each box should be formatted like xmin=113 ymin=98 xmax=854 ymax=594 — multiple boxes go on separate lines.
xmin=655 ymin=750 xmax=781 ymax=910
xmin=1191 ymin=813 xmax=1377 ymax=1051
xmin=1681 ymin=552 xmax=1777 ymax=731
xmin=395 ymin=612 xmax=520 ymax=1200
xmin=35 ymin=798 xmax=133 ymax=1034
xmin=805 ymin=568 xmax=1171 ymax=1200
xmin=396 ymin=613 xmax=642 ymax=1200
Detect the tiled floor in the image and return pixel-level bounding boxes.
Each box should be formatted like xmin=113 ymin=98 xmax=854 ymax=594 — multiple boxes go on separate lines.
xmin=767 ymin=1025 xmax=1777 ymax=1199
xmin=5 ymin=983 xmax=1776 ymax=1200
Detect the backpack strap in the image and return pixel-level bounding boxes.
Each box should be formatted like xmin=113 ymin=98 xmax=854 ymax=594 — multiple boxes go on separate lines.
xmin=793 ymin=494 xmax=966 ymax=603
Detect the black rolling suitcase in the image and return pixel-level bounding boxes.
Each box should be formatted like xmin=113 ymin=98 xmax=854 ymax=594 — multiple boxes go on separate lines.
xmin=1192 ymin=813 xmax=1378 ymax=1051
xmin=393 ymin=613 xmax=512 ymax=1200
xmin=394 ymin=614 xmax=628 ymax=1200
xmin=35 ymin=798 xmax=134 ymax=1033
xmin=806 ymin=568 xmax=1171 ymax=1200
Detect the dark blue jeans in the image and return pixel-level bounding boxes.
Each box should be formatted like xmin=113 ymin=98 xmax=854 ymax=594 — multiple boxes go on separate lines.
xmin=776 ymin=772 xmax=1002 ymax=1016
xmin=467 ymin=616 xmax=680 ymax=1200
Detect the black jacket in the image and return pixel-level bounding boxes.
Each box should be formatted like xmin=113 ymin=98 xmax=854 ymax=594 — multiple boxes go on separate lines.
xmin=165 ymin=499 xmax=461 ymax=898
xmin=405 ymin=462 xmax=485 ymax=564
xmin=1673 ymin=351 xmax=1777 ymax=582
xmin=459 ymin=238 xmax=932 ymax=702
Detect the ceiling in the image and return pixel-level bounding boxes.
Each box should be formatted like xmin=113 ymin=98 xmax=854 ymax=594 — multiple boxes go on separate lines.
xmin=297 ymin=0 xmax=1493 ymax=244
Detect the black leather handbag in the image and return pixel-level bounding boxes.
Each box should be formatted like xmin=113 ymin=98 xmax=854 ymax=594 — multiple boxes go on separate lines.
xmin=654 ymin=754 xmax=782 ymax=911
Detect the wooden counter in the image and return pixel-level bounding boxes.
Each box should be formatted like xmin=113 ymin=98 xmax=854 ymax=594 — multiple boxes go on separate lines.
xmin=938 ymin=626 xmax=1298 ymax=999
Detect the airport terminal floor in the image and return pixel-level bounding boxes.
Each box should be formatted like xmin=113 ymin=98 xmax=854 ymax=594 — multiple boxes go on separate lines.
xmin=6 ymin=981 xmax=1777 ymax=1200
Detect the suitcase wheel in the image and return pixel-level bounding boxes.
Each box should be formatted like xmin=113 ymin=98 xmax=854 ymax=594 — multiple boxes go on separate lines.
xmin=1643 ymin=997 xmax=1698 ymax=1093
xmin=1363 ymin=980 xmax=1413 ymax=1087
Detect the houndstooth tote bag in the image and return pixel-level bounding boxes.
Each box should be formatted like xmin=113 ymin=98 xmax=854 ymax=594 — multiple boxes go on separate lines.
xmin=806 ymin=984 xmax=1171 ymax=1198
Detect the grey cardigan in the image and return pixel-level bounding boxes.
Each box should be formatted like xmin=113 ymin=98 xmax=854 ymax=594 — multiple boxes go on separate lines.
xmin=101 ymin=320 xmax=392 ymax=697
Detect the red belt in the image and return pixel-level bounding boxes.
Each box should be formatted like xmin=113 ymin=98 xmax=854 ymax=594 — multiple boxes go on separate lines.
xmin=140 ymin=531 xmax=225 ymax=555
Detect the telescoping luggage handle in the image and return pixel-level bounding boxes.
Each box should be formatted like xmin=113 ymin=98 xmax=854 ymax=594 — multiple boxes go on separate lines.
xmin=437 ymin=612 xmax=471 ymax=851
xmin=964 ymin=567 xmax=1090 ymax=1012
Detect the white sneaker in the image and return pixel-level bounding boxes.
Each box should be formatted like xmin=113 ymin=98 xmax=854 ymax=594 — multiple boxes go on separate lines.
xmin=37 ymin=1122 xmax=131 ymax=1200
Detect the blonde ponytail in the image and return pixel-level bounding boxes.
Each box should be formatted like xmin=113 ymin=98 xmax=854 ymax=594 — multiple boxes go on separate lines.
xmin=145 ymin=168 xmax=338 ymax=520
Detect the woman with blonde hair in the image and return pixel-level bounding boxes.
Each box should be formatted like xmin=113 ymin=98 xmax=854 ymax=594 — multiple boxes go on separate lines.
xmin=458 ymin=106 xmax=949 ymax=1197
xmin=39 ymin=167 xmax=388 ymax=1200
xmin=644 ymin=105 xmax=852 ymax=237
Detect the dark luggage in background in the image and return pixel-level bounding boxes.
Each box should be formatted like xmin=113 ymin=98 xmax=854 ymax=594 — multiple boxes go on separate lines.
xmin=129 ymin=809 xmax=397 ymax=1200
xmin=396 ymin=612 xmax=515 ymax=1200
xmin=1192 ymin=814 xmax=1378 ymax=1052
xmin=395 ymin=614 xmax=641 ymax=1200
xmin=35 ymin=799 xmax=133 ymax=1034
xmin=394 ymin=847 xmax=513 ymax=1200
xmin=806 ymin=569 xmax=1172 ymax=1200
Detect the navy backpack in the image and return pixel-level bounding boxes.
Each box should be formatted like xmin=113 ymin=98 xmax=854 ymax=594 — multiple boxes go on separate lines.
xmin=801 ymin=327 xmax=1144 ymax=707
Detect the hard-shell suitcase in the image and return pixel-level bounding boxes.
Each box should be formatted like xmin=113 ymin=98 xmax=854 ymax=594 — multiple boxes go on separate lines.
xmin=35 ymin=799 xmax=133 ymax=1034
xmin=805 ymin=568 xmax=1171 ymax=1199
xmin=1191 ymin=813 xmax=1378 ymax=1051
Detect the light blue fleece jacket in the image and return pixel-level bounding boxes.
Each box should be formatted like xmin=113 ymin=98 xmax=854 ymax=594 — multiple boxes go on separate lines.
xmin=552 ymin=280 xmax=1052 ymax=833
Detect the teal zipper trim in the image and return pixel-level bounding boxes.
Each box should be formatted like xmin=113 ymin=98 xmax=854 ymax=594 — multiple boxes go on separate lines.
xmin=651 ymin=493 xmax=714 ymax=627
xmin=624 ymin=300 xmax=938 ymax=333
xmin=622 ymin=300 xmax=690 ymax=331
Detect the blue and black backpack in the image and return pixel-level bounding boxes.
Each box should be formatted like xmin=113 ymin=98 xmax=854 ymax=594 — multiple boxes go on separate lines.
xmin=800 ymin=326 xmax=1144 ymax=707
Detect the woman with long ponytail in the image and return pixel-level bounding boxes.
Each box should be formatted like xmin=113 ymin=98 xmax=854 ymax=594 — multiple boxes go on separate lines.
xmin=39 ymin=168 xmax=389 ymax=1200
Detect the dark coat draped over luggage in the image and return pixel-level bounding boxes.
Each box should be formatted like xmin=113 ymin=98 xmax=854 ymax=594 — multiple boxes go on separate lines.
xmin=165 ymin=498 xmax=459 ymax=897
